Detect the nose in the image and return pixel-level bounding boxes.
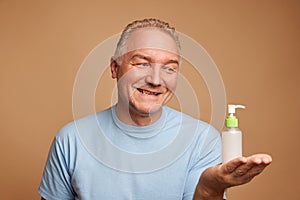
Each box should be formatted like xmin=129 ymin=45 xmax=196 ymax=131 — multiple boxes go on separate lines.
xmin=145 ymin=64 xmax=161 ymax=86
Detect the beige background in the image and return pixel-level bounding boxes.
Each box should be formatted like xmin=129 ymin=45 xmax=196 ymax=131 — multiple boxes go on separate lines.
xmin=1 ymin=0 xmax=299 ymax=199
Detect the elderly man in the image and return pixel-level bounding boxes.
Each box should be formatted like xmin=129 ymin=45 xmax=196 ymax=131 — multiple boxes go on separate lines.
xmin=39 ymin=18 xmax=271 ymax=200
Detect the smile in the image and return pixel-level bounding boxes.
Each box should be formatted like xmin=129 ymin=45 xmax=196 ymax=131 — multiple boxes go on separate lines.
xmin=137 ymin=88 xmax=162 ymax=96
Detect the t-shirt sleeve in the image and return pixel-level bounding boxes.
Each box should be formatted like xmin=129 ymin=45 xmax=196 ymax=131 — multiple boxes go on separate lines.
xmin=183 ymin=125 xmax=223 ymax=200
xmin=38 ymin=131 xmax=75 ymax=200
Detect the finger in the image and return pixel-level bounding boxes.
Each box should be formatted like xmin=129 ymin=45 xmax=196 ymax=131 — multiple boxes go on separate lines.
xmin=239 ymin=163 xmax=270 ymax=185
xmin=230 ymin=154 xmax=272 ymax=177
xmin=233 ymin=162 xmax=257 ymax=177
xmin=233 ymin=160 xmax=268 ymax=177
xmin=247 ymin=154 xmax=272 ymax=165
xmin=222 ymin=157 xmax=247 ymax=174
xmin=248 ymin=162 xmax=270 ymax=177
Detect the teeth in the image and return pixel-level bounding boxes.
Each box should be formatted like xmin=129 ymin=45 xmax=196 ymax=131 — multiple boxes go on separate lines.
xmin=138 ymin=88 xmax=160 ymax=96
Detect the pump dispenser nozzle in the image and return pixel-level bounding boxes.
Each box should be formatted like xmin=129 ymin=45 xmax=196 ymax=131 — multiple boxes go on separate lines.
xmin=226 ymin=104 xmax=246 ymax=128
xmin=228 ymin=104 xmax=246 ymax=115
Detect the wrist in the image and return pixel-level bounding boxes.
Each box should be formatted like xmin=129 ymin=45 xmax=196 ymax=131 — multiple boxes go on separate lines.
xmin=194 ymin=178 xmax=224 ymax=200
xmin=193 ymin=167 xmax=225 ymax=200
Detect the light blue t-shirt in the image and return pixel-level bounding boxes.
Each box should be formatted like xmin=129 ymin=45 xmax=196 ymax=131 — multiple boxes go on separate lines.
xmin=39 ymin=106 xmax=222 ymax=200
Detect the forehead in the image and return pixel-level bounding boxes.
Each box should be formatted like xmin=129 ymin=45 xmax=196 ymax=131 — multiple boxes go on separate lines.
xmin=124 ymin=28 xmax=179 ymax=56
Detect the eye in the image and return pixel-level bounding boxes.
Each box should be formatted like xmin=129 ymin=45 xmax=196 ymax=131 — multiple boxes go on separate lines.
xmin=132 ymin=63 xmax=151 ymax=68
xmin=162 ymin=65 xmax=177 ymax=74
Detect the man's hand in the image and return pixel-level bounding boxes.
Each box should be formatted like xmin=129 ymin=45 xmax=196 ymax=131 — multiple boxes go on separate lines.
xmin=193 ymin=154 xmax=272 ymax=200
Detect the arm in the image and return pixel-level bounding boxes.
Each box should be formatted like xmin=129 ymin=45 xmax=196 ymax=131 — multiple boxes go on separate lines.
xmin=193 ymin=154 xmax=272 ymax=200
xmin=38 ymin=132 xmax=75 ymax=200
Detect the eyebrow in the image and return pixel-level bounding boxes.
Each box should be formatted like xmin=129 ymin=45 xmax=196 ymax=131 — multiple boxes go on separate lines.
xmin=130 ymin=54 xmax=151 ymax=62
xmin=130 ymin=54 xmax=180 ymax=65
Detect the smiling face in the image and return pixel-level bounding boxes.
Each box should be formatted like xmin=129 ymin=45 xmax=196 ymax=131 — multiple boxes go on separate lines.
xmin=111 ymin=28 xmax=180 ymax=125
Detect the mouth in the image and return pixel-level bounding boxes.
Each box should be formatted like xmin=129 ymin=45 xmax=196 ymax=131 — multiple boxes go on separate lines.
xmin=137 ymin=88 xmax=162 ymax=96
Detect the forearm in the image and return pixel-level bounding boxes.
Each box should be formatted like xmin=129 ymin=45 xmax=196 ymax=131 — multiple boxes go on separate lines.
xmin=193 ymin=188 xmax=223 ymax=200
xmin=193 ymin=175 xmax=224 ymax=200
xmin=192 ymin=164 xmax=226 ymax=200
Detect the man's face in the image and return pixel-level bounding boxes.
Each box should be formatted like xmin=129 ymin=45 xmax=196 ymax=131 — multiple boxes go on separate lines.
xmin=111 ymin=28 xmax=180 ymax=117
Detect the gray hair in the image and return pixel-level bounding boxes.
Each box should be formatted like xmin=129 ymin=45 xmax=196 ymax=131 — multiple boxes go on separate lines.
xmin=113 ymin=18 xmax=181 ymax=64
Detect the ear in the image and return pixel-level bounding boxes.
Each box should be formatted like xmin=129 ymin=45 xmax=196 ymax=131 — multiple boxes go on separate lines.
xmin=110 ymin=58 xmax=118 ymax=79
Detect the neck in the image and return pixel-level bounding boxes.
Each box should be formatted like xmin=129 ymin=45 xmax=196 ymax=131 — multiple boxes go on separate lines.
xmin=115 ymin=104 xmax=162 ymax=126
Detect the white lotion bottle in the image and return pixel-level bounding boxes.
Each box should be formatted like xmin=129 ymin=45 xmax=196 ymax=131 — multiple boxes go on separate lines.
xmin=222 ymin=104 xmax=246 ymax=163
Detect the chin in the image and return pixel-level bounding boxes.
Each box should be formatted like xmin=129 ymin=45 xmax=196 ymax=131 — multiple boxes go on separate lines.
xmin=131 ymin=103 xmax=163 ymax=116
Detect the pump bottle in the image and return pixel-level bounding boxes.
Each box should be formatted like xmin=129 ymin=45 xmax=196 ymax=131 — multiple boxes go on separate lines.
xmin=222 ymin=104 xmax=246 ymax=163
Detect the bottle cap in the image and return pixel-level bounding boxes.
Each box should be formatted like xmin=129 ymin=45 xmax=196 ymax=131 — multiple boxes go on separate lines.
xmin=226 ymin=115 xmax=238 ymax=127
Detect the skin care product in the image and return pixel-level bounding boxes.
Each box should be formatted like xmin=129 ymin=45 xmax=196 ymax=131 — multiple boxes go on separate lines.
xmin=222 ymin=104 xmax=246 ymax=163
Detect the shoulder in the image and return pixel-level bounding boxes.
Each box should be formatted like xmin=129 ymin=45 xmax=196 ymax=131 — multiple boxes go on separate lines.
xmin=53 ymin=107 xmax=113 ymax=151
xmin=56 ymin=107 xmax=112 ymax=139
xmin=164 ymin=106 xmax=220 ymax=144
xmin=164 ymin=106 xmax=219 ymax=133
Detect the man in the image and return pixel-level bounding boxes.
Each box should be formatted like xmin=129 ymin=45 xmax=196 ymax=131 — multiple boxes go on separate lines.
xmin=39 ymin=18 xmax=272 ymax=200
